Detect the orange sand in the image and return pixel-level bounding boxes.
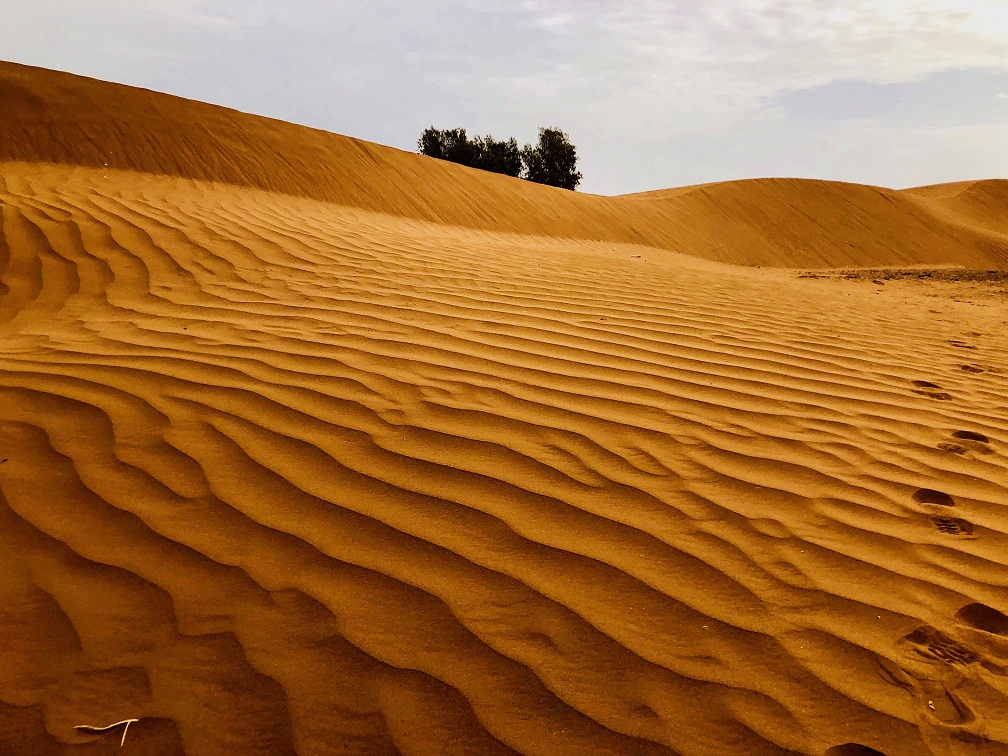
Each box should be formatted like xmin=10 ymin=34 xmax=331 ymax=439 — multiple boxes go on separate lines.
xmin=1 ymin=61 xmax=1007 ymax=756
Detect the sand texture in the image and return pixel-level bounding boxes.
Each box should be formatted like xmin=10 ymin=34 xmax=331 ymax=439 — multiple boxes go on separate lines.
xmin=1 ymin=62 xmax=1008 ymax=755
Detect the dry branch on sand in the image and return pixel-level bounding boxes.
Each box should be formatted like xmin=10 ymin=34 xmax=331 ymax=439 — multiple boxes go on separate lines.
xmin=73 ymin=719 xmax=139 ymax=747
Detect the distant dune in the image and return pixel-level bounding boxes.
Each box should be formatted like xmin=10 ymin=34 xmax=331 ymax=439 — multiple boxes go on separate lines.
xmin=1 ymin=62 xmax=1008 ymax=755
xmin=2 ymin=61 xmax=1007 ymax=269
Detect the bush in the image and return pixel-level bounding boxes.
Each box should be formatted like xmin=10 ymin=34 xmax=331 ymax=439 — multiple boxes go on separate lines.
xmin=418 ymin=127 xmax=480 ymax=168
xmin=475 ymin=135 xmax=523 ymax=178
xmin=418 ymin=126 xmax=581 ymax=189
xmin=521 ymin=127 xmax=582 ymax=191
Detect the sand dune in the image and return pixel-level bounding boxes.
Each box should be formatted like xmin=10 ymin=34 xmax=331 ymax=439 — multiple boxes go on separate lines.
xmin=1 ymin=63 xmax=1008 ymax=755
xmin=2 ymin=61 xmax=1007 ymax=269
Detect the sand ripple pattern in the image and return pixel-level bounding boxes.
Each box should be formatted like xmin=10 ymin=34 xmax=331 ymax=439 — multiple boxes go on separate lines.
xmin=1 ymin=165 xmax=1008 ymax=755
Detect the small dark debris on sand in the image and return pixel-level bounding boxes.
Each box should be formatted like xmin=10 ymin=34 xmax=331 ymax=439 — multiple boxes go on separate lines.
xmin=798 ymin=268 xmax=1008 ymax=283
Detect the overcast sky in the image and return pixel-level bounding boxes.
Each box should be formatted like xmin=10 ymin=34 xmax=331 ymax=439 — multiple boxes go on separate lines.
xmin=2 ymin=0 xmax=1007 ymax=195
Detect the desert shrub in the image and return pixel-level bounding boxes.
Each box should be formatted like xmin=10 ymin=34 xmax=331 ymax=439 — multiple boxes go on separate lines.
xmin=474 ymin=135 xmax=522 ymax=178
xmin=418 ymin=126 xmax=581 ymax=189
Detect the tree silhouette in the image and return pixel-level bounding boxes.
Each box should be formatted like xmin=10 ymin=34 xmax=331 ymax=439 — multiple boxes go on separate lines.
xmin=418 ymin=127 xmax=479 ymax=168
xmin=475 ymin=135 xmax=522 ymax=178
xmin=521 ymin=127 xmax=582 ymax=190
xmin=418 ymin=125 xmax=581 ymax=189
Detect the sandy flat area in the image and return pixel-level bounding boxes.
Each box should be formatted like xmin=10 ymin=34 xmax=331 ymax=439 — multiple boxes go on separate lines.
xmin=1 ymin=62 xmax=1007 ymax=755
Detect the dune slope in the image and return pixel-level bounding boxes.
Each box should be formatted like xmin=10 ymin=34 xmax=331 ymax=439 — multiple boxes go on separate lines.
xmin=1 ymin=64 xmax=1008 ymax=756
xmin=2 ymin=60 xmax=1008 ymax=269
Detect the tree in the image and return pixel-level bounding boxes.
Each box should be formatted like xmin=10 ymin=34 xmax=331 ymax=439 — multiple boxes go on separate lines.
xmin=475 ymin=135 xmax=522 ymax=178
xmin=418 ymin=127 xmax=480 ymax=168
xmin=418 ymin=125 xmax=582 ymax=189
xmin=521 ymin=127 xmax=582 ymax=190
xmin=420 ymin=127 xmax=523 ymax=178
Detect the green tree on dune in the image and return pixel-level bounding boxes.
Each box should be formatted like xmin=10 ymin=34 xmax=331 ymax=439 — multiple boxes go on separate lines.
xmin=417 ymin=127 xmax=480 ymax=168
xmin=474 ymin=135 xmax=523 ymax=178
xmin=520 ymin=127 xmax=582 ymax=190
xmin=418 ymin=125 xmax=581 ymax=189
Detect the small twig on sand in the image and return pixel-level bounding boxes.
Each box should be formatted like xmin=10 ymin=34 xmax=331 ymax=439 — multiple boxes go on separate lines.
xmin=74 ymin=719 xmax=139 ymax=747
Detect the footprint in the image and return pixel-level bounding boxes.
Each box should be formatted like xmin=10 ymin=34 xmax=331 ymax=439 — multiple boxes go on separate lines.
xmin=826 ymin=745 xmax=887 ymax=756
xmin=937 ymin=443 xmax=968 ymax=455
xmin=955 ymin=604 xmax=1008 ymax=637
xmin=960 ymin=364 xmax=984 ymax=373
xmin=931 ymin=516 xmax=976 ymax=539
xmin=951 ymin=430 xmax=989 ymax=444
xmin=913 ymin=488 xmax=956 ymax=507
xmin=953 ymin=604 xmax=1008 ymax=679
xmin=903 ymin=625 xmax=978 ymax=666
xmin=949 ymin=340 xmax=976 ymax=350
xmin=891 ymin=628 xmax=991 ymax=741
xmin=910 ymin=380 xmax=953 ymax=400
xmin=943 ymin=431 xmax=993 ymax=456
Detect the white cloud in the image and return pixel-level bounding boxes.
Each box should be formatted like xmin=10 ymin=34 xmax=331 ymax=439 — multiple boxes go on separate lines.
xmin=474 ymin=0 xmax=1008 ymax=136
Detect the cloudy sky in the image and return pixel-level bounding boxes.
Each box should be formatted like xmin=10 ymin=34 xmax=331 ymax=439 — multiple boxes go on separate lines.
xmin=2 ymin=1 xmax=1007 ymax=195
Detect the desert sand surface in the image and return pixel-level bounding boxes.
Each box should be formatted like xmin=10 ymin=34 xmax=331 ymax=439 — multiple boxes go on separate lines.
xmin=1 ymin=61 xmax=1008 ymax=756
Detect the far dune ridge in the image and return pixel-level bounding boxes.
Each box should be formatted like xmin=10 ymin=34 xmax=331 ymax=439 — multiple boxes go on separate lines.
xmin=1 ymin=62 xmax=1008 ymax=756
xmin=2 ymin=61 xmax=1008 ymax=269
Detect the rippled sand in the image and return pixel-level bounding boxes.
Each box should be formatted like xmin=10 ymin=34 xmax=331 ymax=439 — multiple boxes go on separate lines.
xmin=1 ymin=62 xmax=1008 ymax=756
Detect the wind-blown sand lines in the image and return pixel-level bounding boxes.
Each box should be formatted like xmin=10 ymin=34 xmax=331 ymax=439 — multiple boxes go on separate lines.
xmin=3 ymin=62 xmax=1008 ymax=754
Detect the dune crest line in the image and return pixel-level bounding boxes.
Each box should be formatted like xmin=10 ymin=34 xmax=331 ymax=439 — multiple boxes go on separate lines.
xmin=2 ymin=61 xmax=1008 ymax=268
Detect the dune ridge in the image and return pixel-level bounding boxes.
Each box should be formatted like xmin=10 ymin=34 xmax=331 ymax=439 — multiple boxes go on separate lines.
xmin=1 ymin=65 xmax=1008 ymax=755
xmin=2 ymin=60 xmax=1008 ymax=269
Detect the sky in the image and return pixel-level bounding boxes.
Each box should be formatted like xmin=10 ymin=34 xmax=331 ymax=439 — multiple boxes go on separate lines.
xmin=2 ymin=0 xmax=1007 ymax=195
